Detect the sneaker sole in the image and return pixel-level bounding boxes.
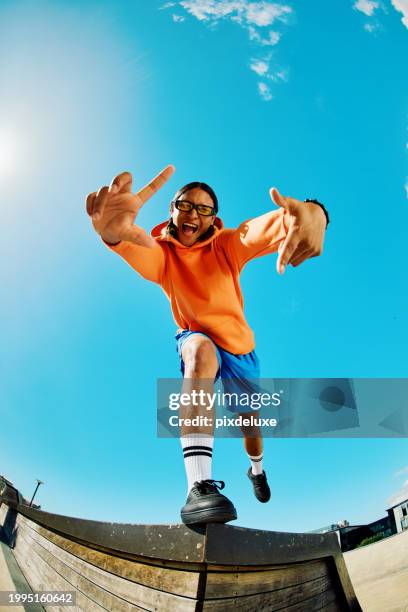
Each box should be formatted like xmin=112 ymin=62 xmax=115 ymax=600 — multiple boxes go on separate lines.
xmin=181 ymin=506 xmax=237 ymax=525
xmin=247 ymin=470 xmax=271 ymax=503
xmin=254 ymin=493 xmax=271 ymax=503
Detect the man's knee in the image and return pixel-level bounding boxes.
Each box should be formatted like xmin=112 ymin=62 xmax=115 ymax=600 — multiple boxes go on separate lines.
xmin=183 ymin=337 xmax=219 ymax=378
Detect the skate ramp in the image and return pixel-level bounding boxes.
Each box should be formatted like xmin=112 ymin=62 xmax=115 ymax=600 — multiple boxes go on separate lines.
xmin=0 ymin=489 xmax=361 ymax=611
xmin=344 ymin=528 xmax=408 ymax=612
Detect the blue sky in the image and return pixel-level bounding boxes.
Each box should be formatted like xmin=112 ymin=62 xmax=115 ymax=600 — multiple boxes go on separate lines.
xmin=1 ymin=0 xmax=407 ymax=532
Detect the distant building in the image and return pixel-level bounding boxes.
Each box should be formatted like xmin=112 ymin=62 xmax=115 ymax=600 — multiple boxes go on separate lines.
xmin=311 ymin=521 xmax=370 ymax=552
xmin=312 ymin=497 xmax=408 ymax=551
xmin=387 ymin=497 xmax=408 ymax=534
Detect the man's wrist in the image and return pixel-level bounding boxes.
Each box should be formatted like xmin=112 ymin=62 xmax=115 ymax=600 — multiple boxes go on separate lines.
xmin=102 ymin=236 xmax=121 ymax=246
xmin=304 ymin=199 xmax=330 ymax=228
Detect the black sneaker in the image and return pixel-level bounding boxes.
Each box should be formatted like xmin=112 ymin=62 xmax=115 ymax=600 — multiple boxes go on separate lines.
xmin=247 ymin=468 xmax=271 ymax=503
xmin=180 ymin=480 xmax=237 ymax=525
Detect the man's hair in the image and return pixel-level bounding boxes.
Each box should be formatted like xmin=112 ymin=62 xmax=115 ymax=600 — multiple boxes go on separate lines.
xmin=171 ymin=181 xmax=218 ymax=213
xmin=166 ymin=181 xmax=219 ymax=242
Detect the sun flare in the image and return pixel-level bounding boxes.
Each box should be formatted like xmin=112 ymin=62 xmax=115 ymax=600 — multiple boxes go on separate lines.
xmin=0 ymin=127 xmax=19 ymax=178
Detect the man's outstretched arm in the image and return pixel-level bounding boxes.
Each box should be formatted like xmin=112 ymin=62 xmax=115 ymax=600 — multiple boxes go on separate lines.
xmin=223 ymin=188 xmax=328 ymax=274
xmin=86 ymin=166 xmax=175 ymax=284
xmin=103 ymin=240 xmax=165 ymax=284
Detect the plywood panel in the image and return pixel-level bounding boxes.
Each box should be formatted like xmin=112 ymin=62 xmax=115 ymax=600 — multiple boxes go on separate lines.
xmin=17 ymin=513 xmax=200 ymax=597
xmin=204 ymin=575 xmax=332 ymax=610
xmin=13 ymin=530 xmax=150 ymax=611
xmin=202 ymin=586 xmax=342 ymax=612
xmin=1 ymin=500 xmax=360 ymax=611
xmin=15 ymin=521 xmax=197 ymax=612
xmin=12 ymin=534 xmax=103 ymax=611
xmin=205 ymin=559 xmax=330 ymax=597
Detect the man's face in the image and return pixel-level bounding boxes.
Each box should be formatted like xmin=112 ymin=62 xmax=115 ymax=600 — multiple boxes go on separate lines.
xmin=171 ymin=188 xmax=216 ymax=247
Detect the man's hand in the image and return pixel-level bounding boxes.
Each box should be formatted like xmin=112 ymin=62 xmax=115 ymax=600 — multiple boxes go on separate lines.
xmin=86 ymin=165 xmax=175 ymax=247
xmin=270 ymin=187 xmax=327 ymax=275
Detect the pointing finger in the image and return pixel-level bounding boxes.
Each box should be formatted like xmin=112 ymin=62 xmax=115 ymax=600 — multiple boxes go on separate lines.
xmin=276 ymin=228 xmax=300 ymax=275
xmin=136 ymin=164 xmax=175 ymax=205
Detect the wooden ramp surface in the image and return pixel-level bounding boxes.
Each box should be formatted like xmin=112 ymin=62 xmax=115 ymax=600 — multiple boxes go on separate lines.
xmin=0 ymin=538 xmax=26 ymax=612
xmin=0 ymin=492 xmax=361 ymax=612
xmin=344 ymin=528 xmax=408 ymax=612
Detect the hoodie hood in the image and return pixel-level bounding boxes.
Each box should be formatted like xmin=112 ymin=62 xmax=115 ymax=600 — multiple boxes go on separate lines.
xmin=151 ymin=216 xmax=224 ymax=249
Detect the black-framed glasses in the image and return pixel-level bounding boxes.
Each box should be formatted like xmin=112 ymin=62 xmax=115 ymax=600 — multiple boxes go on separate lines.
xmin=172 ymin=199 xmax=216 ymax=217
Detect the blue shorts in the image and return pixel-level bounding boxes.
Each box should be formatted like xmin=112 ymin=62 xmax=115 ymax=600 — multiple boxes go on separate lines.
xmin=175 ymin=330 xmax=260 ymax=413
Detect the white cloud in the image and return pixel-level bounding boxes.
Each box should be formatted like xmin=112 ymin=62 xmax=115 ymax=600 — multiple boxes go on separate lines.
xmin=394 ymin=465 xmax=408 ymax=477
xmin=251 ymin=60 xmax=288 ymax=82
xmin=390 ymin=0 xmax=408 ymax=28
xmin=163 ymin=1 xmax=293 ymax=101
xmin=180 ymin=0 xmax=244 ymax=21
xmin=160 ymin=1 xmax=177 ymax=8
xmin=179 ymin=0 xmax=291 ymax=25
xmin=388 ymin=479 xmax=408 ymax=507
xmin=269 ymin=68 xmax=288 ymax=81
xmin=245 ymin=2 xmax=291 ymax=26
xmin=266 ymin=30 xmax=281 ymax=44
xmin=364 ymin=21 xmax=379 ymax=31
xmin=250 ymin=58 xmax=269 ymax=75
xmin=353 ymin=0 xmax=379 ymax=17
xmin=258 ymin=81 xmax=273 ymax=100
xmin=354 ymin=0 xmax=408 ymax=31
xmin=248 ymin=26 xmax=281 ymax=44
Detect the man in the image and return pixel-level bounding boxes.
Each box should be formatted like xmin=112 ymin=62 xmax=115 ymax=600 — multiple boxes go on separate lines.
xmin=86 ymin=164 xmax=328 ymax=525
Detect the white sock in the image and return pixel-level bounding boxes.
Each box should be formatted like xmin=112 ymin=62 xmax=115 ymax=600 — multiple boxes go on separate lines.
xmin=181 ymin=436 xmax=214 ymax=493
xmin=248 ymin=453 xmax=263 ymax=476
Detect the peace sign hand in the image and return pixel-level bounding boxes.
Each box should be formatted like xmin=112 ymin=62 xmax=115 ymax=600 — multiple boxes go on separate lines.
xmin=86 ymin=165 xmax=175 ymax=247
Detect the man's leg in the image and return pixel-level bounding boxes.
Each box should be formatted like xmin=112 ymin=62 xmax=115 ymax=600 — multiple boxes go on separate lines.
xmin=239 ymin=414 xmax=271 ymax=503
xmin=218 ymin=346 xmax=270 ymax=504
xmin=180 ymin=335 xmax=218 ymax=491
xmin=239 ymin=415 xmax=264 ymax=476
xmin=243 ymin=432 xmax=264 ymax=476
xmin=179 ymin=334 xmax=237 ymax=524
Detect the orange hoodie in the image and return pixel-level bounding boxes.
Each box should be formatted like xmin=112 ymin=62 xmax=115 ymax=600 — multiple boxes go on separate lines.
xmin=107 ymin=208 xmax=289 ymax=354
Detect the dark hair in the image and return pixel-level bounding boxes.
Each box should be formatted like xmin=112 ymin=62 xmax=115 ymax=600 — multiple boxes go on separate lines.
xmin=167 ymin=181 xmax=219 ymax=242
xmin=171 ymin=181 xmax=218 ymax=213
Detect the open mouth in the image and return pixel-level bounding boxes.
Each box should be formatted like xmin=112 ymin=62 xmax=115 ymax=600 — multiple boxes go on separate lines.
xmin=181 ymin=222 xmax=199 ymax=236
